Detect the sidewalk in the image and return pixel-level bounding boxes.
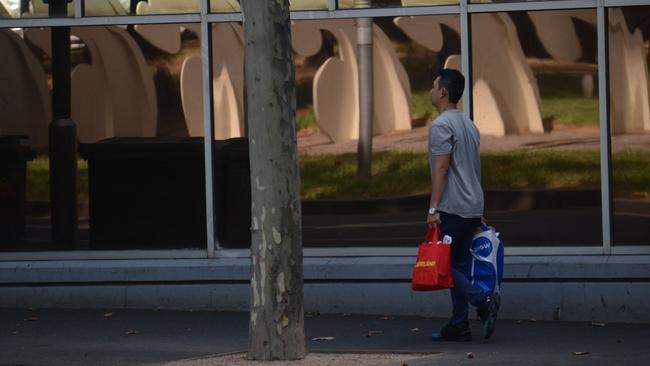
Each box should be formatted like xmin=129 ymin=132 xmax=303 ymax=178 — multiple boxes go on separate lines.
xmin=2 ymin=308 xmax=649 ymax=366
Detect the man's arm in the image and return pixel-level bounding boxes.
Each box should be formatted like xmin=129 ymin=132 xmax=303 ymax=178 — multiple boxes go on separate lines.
xmin=427 ymin=154 xmax=450 ymax=227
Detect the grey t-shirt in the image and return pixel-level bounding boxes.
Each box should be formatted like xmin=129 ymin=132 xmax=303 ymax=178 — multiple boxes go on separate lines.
xmin=428 ymin=109 xmax=484 ymax=218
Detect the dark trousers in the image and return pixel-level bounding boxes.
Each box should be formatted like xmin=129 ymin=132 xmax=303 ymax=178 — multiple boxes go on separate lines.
xmin=439 ymin=212 xmax=485 ymax=325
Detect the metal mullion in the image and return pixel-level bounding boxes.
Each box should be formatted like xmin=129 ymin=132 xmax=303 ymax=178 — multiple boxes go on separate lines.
xmin=469 ymin=0 xmax=597 ymax=13
xmin=328 ymin=0 xmax=337 ymax=11
xmin=200 ymin=0 xmax=217 ymax=257
xmin=604 ymin=0 xmax=650 ymax=7
xmin=211 ymin=246 xmax=610 ymax=258
xmin=597 ymin=3 xmax=613 ymax=254
xmin=74 ymin=0 xmax=84 ymax=18
xmin=289 ymin=6 xmax=461 ymax=20
xmin=0 ymin=250 xmax=207 ymax=261
xmin=0 ymin=246 xmax=619 ymax=261
xmin=460 ymin=0 xmax=472 ymax=118
xmin=204 ymin=12 xmax=243 ymax=23
xmin=0 ymin=14 xmax=201 ymax=29
xmin=506 ymin=246 xmax=605 ymax=256
xmin=611 ymin=246 xmax=650 ymax=255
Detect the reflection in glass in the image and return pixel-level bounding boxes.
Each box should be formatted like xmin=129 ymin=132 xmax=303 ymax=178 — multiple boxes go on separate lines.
xmin=609 ymin=7 xmax=650 ymax=246
xmin=0 ymin=23 xmax=215 ymax=251
xmin=472 ymin=10 xmax=601 ymax=246
xmin=294 ymin=16 xmax=460 ymax=247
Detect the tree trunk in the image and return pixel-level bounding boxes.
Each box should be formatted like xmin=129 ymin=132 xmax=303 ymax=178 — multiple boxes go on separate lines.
xmin=241 ymin=0 xmax=306 ymax=361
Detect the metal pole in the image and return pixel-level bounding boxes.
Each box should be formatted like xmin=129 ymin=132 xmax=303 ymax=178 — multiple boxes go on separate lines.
xmin=355 ymin=0 xmax=373 ymax=178
xmin=597 ymin=2 xmax=613 ymax=253
xmin=460 ymin=0 xmax=473 ymax=118
xmin=200 ymin=0 xmax=217 ymax=256
xmin=20 ymin=0 xmax=30 ymax=15
xmin=47 ymin=0 xmax=77 ymax=249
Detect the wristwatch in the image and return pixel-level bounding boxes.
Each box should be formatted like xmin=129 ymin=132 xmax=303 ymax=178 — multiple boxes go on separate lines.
xmin=428 ymin=207 xmax=437 ymax=215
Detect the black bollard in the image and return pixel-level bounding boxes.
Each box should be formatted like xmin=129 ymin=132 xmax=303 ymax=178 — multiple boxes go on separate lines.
xmin=48 ymin=0 xmax=78 ymax=249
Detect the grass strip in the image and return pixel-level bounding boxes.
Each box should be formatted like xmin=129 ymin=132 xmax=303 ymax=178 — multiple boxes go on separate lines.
xmin=24 ymin=150 xmax=649 ymax=201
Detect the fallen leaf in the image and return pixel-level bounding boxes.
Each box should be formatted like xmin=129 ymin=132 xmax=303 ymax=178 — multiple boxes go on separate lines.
xmin=24 ymin=317 xmax=38 ymax=322
xmin=343 ymin=313 xmax=351 ymax=317
xmin=573 ymin=352 xmax=590 ymax=356
xmin=381 ymin=316 xmax=393 ymax=320
xmin=467 ymin=352 xmax=475 ymax=359
xmin=410 ymin=328 xmax=420 ymax=332
xmin=590 ymin=322 xmax=606 ymax=327
xmin=402 ymin=363 xmax=409 ymax=366
xmin=125 ymin=330 xmax=139 ymax=335
xmin=311 ymin=336 xmax=335 ymax=341
xmin=12 ymin=331 xmax=18 ymax=335
xmin=103 ymin=312 xmax=114 ymax=318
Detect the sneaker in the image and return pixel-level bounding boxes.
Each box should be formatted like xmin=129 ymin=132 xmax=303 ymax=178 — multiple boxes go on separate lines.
xmin=431 ymin=321 xmax=472 ymax=342
xmin=476 ymin=293 xmax=500 ymax=340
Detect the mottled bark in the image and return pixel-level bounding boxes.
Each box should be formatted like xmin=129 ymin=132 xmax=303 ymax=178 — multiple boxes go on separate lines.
xmin=241 ymin=0 xmax=306 ymax=361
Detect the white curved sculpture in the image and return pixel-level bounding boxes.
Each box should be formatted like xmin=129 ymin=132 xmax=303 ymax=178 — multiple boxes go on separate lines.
xmin=530 ymin=9 xmax=650 ymax=134
xmin=473 ymin=14 xmax=544 ymax=134
xmin=0 ymin=0 xmax=19 ymax=17
xmin=73 ymin=27 xmax=158 ymax=141
xmin=396 ymin=14 xmax=544 ymax=135
xmin=0 ymin=29 xmax=50 ymax=148
xmin=528 ymin=10 xmax=596 ymax=63
xmin=23 ymin=0 xmax=75 ymax=17
xmin=24 ymin=27 xmax=158 ymax=143
xmin=180 ymin=23 xmax=245 ymax=139
xmin=608 ymin=9 xmax=650 ymax=134
xmin=132 ymin=1 xmax=247 ymax=140
xmin=292 ymin=19 xmax=412 ymax=143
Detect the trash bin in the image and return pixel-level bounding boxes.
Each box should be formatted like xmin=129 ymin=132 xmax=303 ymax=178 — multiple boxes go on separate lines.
xmin=78 ymin=137 xmax=250 ymax=249
xmin=0 ymin=135 xmax=36 ymax=242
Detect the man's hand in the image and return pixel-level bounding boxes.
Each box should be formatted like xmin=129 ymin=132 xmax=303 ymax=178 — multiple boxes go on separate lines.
xmin=427 ymin=212 xmax=441 ymax=228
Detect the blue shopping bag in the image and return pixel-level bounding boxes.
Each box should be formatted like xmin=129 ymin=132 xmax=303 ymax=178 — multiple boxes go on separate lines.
xmin=469 ymin=224 xmax=504 ymax=295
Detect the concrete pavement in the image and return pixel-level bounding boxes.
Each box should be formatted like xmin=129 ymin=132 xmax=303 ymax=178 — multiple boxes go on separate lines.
xmin=1 ymin=308 xmax=649 ymax=366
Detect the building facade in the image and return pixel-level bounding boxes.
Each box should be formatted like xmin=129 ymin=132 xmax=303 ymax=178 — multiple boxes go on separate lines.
xmin=1 ymin=0 xmax=649 ymax=323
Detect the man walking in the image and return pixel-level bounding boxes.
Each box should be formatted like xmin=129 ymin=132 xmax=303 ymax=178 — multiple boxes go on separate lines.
xmin=427 ymin=69 xmax=499 ymax=341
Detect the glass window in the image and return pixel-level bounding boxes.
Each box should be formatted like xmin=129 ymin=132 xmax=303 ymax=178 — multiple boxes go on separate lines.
xmin=84 ymin=0 xmax=198 ymax=16
xmin=609 ymin=6 xmax=650 ymax=246
xmin=473 ymin=10 xmax=602 ymax=246
xmin=0 ymin=23 xmax=208 ymax=251
xmin=1 ymin=0 xmax=76 ymax=18
xmin=292 ymin=15 xmax=460 ymax=247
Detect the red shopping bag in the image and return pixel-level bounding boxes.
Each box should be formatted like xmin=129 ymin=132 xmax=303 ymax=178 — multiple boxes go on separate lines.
xmin=411 ymin=225 xmax=454 ymax=291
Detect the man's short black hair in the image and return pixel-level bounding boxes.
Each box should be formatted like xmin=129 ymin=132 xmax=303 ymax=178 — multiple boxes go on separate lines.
xmin=436 ymin=69 xmax=465 ymax=104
